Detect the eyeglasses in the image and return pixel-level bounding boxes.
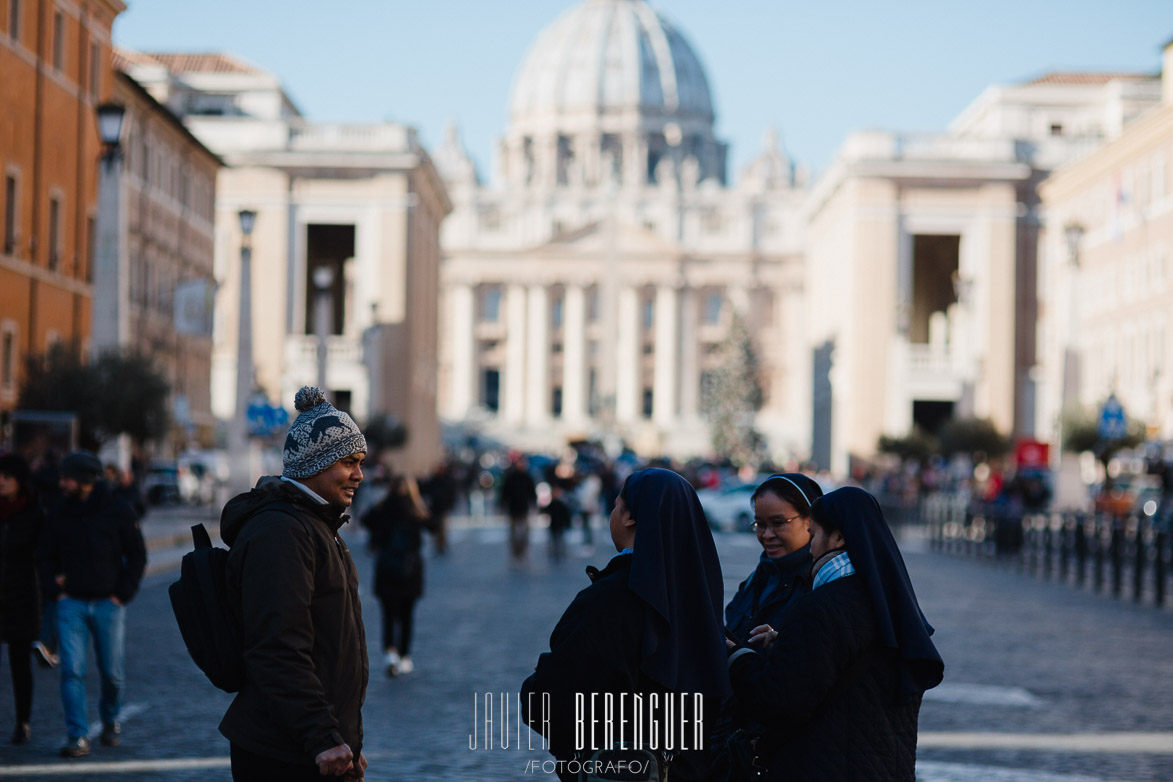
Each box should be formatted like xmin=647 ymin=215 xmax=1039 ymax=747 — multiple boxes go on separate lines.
xmin=751 ymin=515 xmax=804 ymax=534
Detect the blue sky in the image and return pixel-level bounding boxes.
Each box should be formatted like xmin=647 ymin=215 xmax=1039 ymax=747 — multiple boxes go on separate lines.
xmin=114 ymin=1 xmax=1173 ymax=182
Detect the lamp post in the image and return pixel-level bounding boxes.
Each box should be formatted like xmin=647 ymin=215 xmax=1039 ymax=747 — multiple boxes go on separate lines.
xmin=233 ymin=209 xmax=257 ymax=492
xmin=92 ymin=102 xmax=127 ymax=357
xmin=1055 ymin=221 xmax=1085 ymax=509
xmin=1061 ymin=223 xmax=1084 ymax=409
xmin=92 ymin=102 xmax=131 ymax=470
xmin=312 ymin=265 xmax=334 ymax=396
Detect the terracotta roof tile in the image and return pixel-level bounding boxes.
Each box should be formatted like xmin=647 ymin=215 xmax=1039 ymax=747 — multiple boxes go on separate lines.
xmin=1024 ymin=71 xmax=1156 ymax=86
xmin=113 ymin=49 xmax=260 ymax=75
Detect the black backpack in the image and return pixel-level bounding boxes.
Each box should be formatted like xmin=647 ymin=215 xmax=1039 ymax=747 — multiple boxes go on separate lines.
xmin=168 ymin=502 xmax=293 ymax=692
xmin=168 ymin=523 xmax=245 ymax=692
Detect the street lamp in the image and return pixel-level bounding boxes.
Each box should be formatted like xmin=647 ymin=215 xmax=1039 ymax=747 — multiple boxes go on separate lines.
xmin=312 ymin=265 xmax=334 ymax=396
xmin=233 ymin=209 xmax=257 ymax=492
xmin=96 ymin=102 xmax=126 ymax=161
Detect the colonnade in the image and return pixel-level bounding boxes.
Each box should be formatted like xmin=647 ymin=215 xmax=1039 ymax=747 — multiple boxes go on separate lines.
xmin=445 ymin=280 xmax=712 ymax=430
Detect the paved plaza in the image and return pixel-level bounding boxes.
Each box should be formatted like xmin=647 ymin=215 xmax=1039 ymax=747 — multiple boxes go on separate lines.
xmin=1 ymin=509 xmax=1171 ymax=781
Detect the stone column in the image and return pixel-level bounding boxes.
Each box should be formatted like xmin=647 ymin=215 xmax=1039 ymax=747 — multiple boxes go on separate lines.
xmin=448 ymin=283 xmax=475 ymax=418
xmin=562 ymin=284 xmax=587 ymax=424
xmin=525 ymin=285 xmax=549 ymax=425
xmin=616 ymin=286 xmax=640 ymax=422
xmin=503 ymin=284 xmax=527 ymax=422
xmin=653 ymin=285 xmax=679 ymax=424
xmin=679 ymin=288 xmax=699 ymax=420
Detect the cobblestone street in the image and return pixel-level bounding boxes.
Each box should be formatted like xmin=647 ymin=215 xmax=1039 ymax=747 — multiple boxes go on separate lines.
xmin=1 ymin=512 xmax=1171 ymax=781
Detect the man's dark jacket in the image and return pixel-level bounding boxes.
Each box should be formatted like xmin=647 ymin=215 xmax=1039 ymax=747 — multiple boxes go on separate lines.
xmin=728 ymin=574 xmax=920 ymax=781
xmin=218 ymin=477 xmax=368 ymax=765
xmin=500 ymin=467 xmax=536 ymax=517
xmin=37 ymin=481 xmax=146 ymax=604
xmin=521 ymin=554 xmax=710 ymax=782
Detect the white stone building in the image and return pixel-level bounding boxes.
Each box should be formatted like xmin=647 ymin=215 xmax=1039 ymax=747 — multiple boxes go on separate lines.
xmin=435 ymin=0 xmax=809 ymax=459
xmin=1037 ymin=44 xmax=1173 ymax=449
xmin=804 ymin=70 xmax=1160 ymax=474
xmin=118 ymin=50 xmax=451 ymax=474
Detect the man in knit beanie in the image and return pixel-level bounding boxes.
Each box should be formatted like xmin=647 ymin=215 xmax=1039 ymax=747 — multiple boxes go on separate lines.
xmin=217 ymin=387 xmax=369 ymax=781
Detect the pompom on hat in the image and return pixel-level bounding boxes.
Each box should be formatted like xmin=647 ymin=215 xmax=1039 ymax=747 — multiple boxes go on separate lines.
xmin=282 ymin=386 xmax=367 ymax=479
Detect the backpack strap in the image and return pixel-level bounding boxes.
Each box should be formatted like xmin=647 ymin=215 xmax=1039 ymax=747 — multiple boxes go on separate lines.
xmin=191 ymin=523 xmax=212 ymax=549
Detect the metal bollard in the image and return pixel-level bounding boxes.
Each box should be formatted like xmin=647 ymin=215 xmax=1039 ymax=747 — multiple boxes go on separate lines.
xmin=1075 ymin=519 xmax=1088 ymax=587
xmin=1110 ymin=518 xmax=1123 ymax=598
xmin=1156 ymin=530 xmax=1168 ymax=607
xmin=1088 ymin=520 xmax=1097 ymax=593
xmin=1060 ymin=515 xmax=1071 ymax=583
xmin=1044 ymin=516 xmax=1054 ymax=580
xmin=1134 ymin=518 xmax=1146 ymax=603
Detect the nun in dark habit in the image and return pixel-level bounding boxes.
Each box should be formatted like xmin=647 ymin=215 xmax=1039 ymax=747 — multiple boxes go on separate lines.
xmin=725 ymin=486 xmax=944 ymax=781
xmin=521 ymin=468 xmax=730 ymax=782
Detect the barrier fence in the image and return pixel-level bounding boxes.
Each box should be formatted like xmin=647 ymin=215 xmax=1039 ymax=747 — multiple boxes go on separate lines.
xmin=878 ymin=493 xmax=1173 ymax=608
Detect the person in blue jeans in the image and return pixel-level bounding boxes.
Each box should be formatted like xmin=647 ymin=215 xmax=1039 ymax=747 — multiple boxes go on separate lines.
xmin=37 ymin=451 xmax=146 ymax=758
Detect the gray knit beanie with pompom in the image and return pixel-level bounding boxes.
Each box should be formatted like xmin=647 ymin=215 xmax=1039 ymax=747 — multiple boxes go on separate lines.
xmin=282 ymin=386 xmax=367 ymax=479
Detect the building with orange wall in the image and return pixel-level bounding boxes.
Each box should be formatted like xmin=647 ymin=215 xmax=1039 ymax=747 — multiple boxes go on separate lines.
xmin=0 ymin=0 xmax=126 ymax=430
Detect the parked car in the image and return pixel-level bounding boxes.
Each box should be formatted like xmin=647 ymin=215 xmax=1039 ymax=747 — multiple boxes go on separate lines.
xmin=142 ymin=456 xmax=220 ymax=506
xmin=697 ymin=482 xmax=758 ymax=532
xmin=142 ymin=462 xmax=186 ymax=506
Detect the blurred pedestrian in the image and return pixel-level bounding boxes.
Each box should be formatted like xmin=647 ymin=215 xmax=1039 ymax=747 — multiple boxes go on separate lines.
xmin=521 ymin=468 xmax=730 ymax=781
xmin=541 ymin=485 xmax=571 ymax=564
xmin=500 ymin=455 xmax=536 ymax=564
xmin=28 ymin=450 xmax=62 ymax=669
xmin=37 ymin=450 xmax=147 ymax=757
xmin=362 ymin=473 xmax=432 ymax=677
xmin=574 ymin=471 xmax=600 ymax=548
xmin=0 ymin=453 xmax=44 ymax=745
xmin=107 ymin=464 xmax=146 ymax=521
xmin=420 ymin=459 xmax=456 ymax=556
xmin=725 ymin=487 xmax=944 ymax=780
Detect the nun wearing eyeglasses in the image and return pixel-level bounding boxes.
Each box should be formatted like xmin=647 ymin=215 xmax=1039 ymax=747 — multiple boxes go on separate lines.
xmin=520 ymin=468 xmax=730 ymax=782
xmin=724 ymin=473 xmax=824 ymax=649
xmin=725 ymin=487 xmax=945 ymax=781
xmin=708 ymin=474 xmax=821 ymax=779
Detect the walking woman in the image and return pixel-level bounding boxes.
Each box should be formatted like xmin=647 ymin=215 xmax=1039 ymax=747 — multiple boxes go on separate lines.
xmin=726 ymin=486 xmax=944 ymax=781
xmin=521 ymin=468 xmax=729 ymax=781
xmin=0 ymin=454 xmax=43 ymax=744
xmin=361 ymin=473 xmax=432 ymax=677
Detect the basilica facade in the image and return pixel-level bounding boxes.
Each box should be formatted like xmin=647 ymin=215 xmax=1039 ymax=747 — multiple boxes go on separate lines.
xmin=434 ymin=0 xmax=810 ymax=459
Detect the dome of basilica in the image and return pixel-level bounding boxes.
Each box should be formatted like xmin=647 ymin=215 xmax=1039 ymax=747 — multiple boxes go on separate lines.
xmin=508 ymin=0 xmax=715 ymax=136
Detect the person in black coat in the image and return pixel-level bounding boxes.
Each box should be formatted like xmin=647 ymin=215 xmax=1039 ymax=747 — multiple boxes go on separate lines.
xmin=541 ymin=485 xmax=572 ymax=564
xmin=726 ymin=487 xmax=944 ymax=781
xmin=0 ymin=453 xmax=43 ymax=745
xmin=712 ymin=473 xmax=822 ymax=771
xmin=521 ymin=468 xmax=730 ymax=782
xmin=724 ymin=473 xmax=824 ymax=646
xmin=361 ymin=473 xmax=432 ymax=677
xmin=500 ymin=456 xmax=537 ymax=563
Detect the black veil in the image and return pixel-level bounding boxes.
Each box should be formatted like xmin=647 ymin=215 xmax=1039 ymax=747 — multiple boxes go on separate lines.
xmin=810 ymin=486 xmax=944 ymax=699
xmin=623 ymin=468 xmax=731 ymax=699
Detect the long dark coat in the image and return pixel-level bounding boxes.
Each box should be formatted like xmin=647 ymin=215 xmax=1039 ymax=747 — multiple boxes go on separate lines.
xmin=361 ymin=494 xmax=429 ymax=600
xmin=728 ymin=574 xmax=921 ymax=782
xmin=0 ymin=497 xmax=43 ymax=642
xmin=521 ymin=554 xmax=710 ymax=782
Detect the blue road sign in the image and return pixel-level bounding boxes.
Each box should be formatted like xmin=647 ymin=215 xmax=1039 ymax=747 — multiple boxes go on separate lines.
xmin=1098 ymin=394 xmax=1127 ymax=441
